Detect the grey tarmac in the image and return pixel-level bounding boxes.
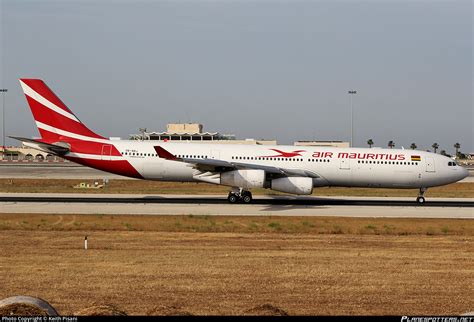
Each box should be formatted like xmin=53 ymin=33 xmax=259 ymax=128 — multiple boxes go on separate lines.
xmin=0 ymin=193 xmax=472 ymax=218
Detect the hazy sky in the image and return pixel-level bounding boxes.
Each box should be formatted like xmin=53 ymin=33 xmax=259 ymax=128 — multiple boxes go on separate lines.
xmin=1 ymin=0 xmax=472 ymax=153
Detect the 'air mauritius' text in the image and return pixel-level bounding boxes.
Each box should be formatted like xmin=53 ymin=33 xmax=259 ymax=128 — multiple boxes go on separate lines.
xmin=312 ymin=151 xmax=406 ymax=161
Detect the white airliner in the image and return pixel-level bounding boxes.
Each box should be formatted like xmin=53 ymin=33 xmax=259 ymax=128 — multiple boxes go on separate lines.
xmin=12 ymin=79 xmax=468 ymax=204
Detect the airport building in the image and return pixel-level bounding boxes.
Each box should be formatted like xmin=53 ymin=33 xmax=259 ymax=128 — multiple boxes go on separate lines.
xmin=129 ymin=123 xmax=277 ymax=145
xmin=0 ymin=146 xmax=67 ymax=162
xmin=294 ymin=141 xmax=350 ymax=148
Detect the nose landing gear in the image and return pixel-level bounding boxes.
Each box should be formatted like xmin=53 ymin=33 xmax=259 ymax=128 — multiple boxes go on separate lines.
xmin=228 ymin=189 xmax=253 ymax=204
xmin=416 ymin=188 xmax=427 ymax=204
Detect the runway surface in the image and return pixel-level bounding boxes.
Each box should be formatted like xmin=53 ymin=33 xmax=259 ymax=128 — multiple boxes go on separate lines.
xmin=1 ymin=193 xmax=473 ymax=218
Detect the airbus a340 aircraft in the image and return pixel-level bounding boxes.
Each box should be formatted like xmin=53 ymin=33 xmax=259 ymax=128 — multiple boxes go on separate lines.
xmin=12 ymin=79 xmax=468 ymax=204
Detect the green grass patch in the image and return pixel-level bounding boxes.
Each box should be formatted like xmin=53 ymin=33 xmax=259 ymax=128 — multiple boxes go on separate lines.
xmin=268 ymin=222 xmax=282 ymax=230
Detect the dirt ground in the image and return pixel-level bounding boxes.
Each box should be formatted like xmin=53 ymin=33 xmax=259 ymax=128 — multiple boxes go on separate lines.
xmin=0 ymin=179 xmax=473 ymax=198
xmin=0 ymin=215 xmax=473 ymax=315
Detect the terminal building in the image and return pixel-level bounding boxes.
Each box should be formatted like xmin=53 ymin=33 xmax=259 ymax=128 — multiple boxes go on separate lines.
xmin=294 ymin=141 xmax=350 ymax=148
xmin=129 ymin=123 xmax=277 ymax=145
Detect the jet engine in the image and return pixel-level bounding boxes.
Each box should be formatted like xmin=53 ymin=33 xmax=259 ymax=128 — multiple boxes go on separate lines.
xmin=220 ymin=169 xmax=266 ymax=189
xmin=271 ymin=177 xmax=313 ymax=195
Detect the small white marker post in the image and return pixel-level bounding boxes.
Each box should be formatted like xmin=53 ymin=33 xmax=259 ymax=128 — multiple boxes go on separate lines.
xmin=84 ymin=236 xmax=88 ymax=250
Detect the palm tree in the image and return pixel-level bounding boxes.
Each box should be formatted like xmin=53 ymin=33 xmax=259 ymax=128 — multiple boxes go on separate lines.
xmin=367 ymin=139 xmax=374 ymax=148
xmin=410 ymin=143 xmax=417 ymax=150
xmin=388 ymin=140 xmax=395 ymax=149
xmin=440 ymin=150 xmax=448 ymax=156
xmin=432 ymin=143 xmax=439 ymax=153
xmin=454 ymin=142 xmax=461 ymax=156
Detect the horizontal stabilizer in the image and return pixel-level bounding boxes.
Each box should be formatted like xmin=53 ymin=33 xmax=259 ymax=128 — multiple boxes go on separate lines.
xmin=9 ymin=136 xmax=70 ymax=155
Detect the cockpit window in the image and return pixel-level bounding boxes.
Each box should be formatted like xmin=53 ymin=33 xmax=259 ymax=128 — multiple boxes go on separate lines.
xmin=448 ymin=162 xmax=457 ymax=166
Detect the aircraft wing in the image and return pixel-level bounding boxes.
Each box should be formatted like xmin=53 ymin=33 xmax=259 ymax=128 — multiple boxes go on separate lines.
xmin=154 ymin=146 xmax=319 ymax=178
xmin=9 ymin=136 xmax=70 ymax=155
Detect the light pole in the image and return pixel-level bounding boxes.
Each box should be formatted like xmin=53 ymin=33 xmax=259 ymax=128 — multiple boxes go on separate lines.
xmin=348 ymin=90 xmax=357 ymax=147
xmin=0 ymin=88 xmax=7 ymax=160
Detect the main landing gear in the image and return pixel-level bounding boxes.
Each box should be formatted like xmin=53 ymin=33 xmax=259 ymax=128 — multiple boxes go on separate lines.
xmin=228 ymin=190 xmax=253 ymax=204
xmin=416 ymin=187 xmax=427 ymax=204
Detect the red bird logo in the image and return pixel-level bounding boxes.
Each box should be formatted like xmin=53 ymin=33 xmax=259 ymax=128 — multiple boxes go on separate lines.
xmin=262 ymin=149 xmax=306 ymax=158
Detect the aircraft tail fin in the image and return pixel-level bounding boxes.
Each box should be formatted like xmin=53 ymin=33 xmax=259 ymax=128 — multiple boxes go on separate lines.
xmin=19 ymin=79 xmax=105 ymax=142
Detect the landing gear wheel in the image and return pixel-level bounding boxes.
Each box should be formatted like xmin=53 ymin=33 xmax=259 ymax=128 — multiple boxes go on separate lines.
xmin=417 ymin=187 xmax=427 ymax=205
xmin=228 ymin=193 xmax=239 ymax=204
xmin=241 ymin=191 xmax=253 ymax=204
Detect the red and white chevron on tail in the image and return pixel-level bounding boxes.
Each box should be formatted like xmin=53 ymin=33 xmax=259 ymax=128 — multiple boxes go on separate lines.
xmin=19 ymin=79 xmax=105 ymax=141
xmin=17 ymin=78 xmax=143 ymax=179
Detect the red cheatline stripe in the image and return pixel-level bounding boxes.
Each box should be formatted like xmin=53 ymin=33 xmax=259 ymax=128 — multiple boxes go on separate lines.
xmin=63 ymin=157 xmax=143 ymax=179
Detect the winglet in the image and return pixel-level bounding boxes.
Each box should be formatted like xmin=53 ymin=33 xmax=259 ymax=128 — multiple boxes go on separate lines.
xmin=154 ymin=146 xmax=178 ymax=160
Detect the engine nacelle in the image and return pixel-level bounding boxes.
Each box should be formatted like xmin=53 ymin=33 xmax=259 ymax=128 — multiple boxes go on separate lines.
xmin=221 ymin=169 xmax=265 ymax=189
xmin=271 ymin=177 xmax=313 ymax=195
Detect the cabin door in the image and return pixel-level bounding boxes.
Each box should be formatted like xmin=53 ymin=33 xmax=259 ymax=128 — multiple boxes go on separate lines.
xmin=101 ymin=145 xmax=112 ymax=161
xmin=425 ymin=157 xmax=435 ymax=172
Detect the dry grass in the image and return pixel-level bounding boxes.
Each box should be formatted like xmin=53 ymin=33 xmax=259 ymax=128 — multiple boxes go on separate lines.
xmin=0 ymin=230 xmax=472 ymax=315
xmin=1 ymin=214 xmax=473 ymax=236
xmin=0 ymin=214 xmax=473 ymax=315
xmin=0 ymin=179 xmax=473 ymax=198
